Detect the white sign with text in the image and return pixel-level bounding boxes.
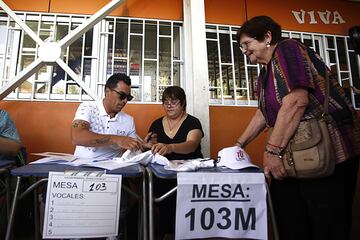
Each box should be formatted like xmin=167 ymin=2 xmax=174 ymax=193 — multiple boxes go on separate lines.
xmin=42 ymin=171 xmax=122 ymax=239
xmin=176 ymin=172 xmax=267 ymax=240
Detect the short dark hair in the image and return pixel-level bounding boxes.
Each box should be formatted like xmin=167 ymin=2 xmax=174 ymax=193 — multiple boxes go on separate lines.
xmin=162 ymin=86 xmax=187 ymax=111
xmin=236 ymin=16 xmax=282 ymax=45
xmin=105 ymin=73 xmax=131 ymax=90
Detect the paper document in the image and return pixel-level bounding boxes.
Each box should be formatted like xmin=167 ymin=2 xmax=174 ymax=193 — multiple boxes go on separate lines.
xmin=32 ymin=152 xmax=75 ymax=161
xmin=43 ymin=171 xmax=122 ymax=239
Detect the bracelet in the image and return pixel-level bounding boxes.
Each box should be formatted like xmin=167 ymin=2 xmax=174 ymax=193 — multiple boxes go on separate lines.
xmin=265 ymin=149 xmax=283 ymax=159
xmin=267 ymin=142 xmax=282 ymax=149
xmin=236 ymin=141 xmax=245 ymax=148
xmin=265 ymin=147 xmax=286 ymax=159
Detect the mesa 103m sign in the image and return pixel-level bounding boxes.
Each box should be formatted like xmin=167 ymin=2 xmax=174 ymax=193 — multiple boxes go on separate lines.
xmin=176 ymin=172 xmax=267 ymax=240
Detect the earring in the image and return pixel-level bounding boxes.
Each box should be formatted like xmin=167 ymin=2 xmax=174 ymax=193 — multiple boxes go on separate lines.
xmin=266 ymin=42 xmax=270 ymax=48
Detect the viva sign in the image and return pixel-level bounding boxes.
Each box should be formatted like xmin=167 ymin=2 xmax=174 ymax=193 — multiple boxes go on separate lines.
xmin=292 ymin=10 xmax=345 ymax=24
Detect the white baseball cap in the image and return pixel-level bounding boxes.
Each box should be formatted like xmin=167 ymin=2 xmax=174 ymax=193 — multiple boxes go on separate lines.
xmin=217 ymin=146 xmax=258 ymax=170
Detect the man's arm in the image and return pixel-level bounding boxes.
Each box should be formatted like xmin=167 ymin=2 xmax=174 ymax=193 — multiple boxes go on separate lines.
xmin=71 ymin=119 xmax=143 ymax=150
xmin=0 ymin=136 xmax=21 ymax=156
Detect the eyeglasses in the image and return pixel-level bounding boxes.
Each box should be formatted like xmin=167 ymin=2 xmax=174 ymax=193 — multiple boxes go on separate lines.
xmin=239 ymin=37 xmax=257 ymax=52
xmin=111 ymin=88 xmax=134 ymax=101
xmin=163 ymin=99 xmax=180 ymax=107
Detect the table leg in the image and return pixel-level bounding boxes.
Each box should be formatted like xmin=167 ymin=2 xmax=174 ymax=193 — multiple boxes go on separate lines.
xmin=34 ymin=188 xmax=40 ymax=240
xmin=146 ymin=168 xmax=154 ymax=240
xmin=5 ymin=176 xmax=21 ymax=240
xmin=142 ymin=169 xmax=148 ymax=240
xmin=5 ymin=170 xmax=11 ymax=220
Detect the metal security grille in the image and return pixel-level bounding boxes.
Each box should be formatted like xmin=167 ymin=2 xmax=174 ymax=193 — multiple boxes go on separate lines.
xmin=206 ymin=24 xmax=260 ymax=106
xmin=206 ymin=24 xmax=360 ymax=109
xmin=0 ymin=11 xmax=183 ymax=102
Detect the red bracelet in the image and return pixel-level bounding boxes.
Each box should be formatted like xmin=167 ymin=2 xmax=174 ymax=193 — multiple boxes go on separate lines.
xmin=267 ymin=142 xmax=282 ymax=149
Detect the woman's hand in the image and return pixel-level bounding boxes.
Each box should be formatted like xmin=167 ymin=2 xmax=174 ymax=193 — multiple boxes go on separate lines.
xmin=263 ymin=152 xmax=287 ymax=180
xmin=142 ymin=132 xmax=158 ymax=149
xmin=145 ymin=132 xmax=158 ymax=144
xmin=151 ymin=143 xmax=174 ymax=156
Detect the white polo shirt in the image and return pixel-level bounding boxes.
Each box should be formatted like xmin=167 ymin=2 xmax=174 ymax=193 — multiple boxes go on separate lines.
xmin=73 ymin=100 xmax=137 ymax=160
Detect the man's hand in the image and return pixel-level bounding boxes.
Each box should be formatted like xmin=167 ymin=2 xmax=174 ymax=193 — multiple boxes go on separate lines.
xmin=151 ymin=143 xmax=173 ymax=156
xmin=263 ymin=152 xmax=288 ymax=180
xmin=112 ymin=136 xmax=143 ymax=151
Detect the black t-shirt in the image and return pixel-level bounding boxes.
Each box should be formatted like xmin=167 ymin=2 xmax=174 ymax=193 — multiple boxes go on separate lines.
xmin=148 ymin=114 xmax=204 ymax=160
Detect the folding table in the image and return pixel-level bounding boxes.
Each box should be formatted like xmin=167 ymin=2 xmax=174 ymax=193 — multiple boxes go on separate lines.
xmin=5 ymin=163 xmax=147 ymax=240
xmin=146 ymin=163 xmax=279 ymax=240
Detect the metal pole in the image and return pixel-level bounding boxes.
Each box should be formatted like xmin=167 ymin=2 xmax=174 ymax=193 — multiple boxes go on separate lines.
xmin=5 ymin=176 xmax=21 ymax=240
xmin=146 ymin=168 xmax=154 ymax=240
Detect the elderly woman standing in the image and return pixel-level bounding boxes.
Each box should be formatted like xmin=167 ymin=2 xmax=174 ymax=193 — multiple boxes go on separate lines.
xmin=148 ymin=86 xmax=204 ymax=238
xmin=235 ymin=16 xmax=360 ymax=240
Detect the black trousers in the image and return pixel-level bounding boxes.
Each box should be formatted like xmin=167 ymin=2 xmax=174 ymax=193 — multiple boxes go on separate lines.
xmin=270 ymin=157 xmax=359 ymax=240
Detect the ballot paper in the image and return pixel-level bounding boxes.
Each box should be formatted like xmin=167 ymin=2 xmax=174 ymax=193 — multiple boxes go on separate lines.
xmin=30 ymin=152 xmax=137 ymax=170
xmin=31 ymin=150 xmax=214 ymax=171
xmin=42 ymin=171 xmax=122 ymax=239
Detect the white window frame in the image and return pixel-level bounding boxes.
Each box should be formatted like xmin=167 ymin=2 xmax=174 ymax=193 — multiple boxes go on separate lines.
xmin=0 ymin=11 xmax=184 ymax=103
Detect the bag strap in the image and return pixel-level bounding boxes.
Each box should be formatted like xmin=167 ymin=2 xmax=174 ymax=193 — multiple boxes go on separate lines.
xmin=323 ymin=69 xmax=329 ymax=116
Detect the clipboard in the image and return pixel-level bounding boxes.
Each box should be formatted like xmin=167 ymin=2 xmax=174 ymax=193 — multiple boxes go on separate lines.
xmin=42 ymin=171 xmax=122 ymax=239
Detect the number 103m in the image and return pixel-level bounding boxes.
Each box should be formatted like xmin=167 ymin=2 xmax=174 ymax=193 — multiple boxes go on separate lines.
xmin=184 ymin=207 xmax=256 ymax=231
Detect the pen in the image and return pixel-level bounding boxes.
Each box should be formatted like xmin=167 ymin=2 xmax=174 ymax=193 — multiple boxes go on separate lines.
xmin=200 ymin=158 xmax=212 ymax=162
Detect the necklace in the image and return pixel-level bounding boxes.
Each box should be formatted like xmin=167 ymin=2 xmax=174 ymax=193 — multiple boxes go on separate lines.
xmin=166 ymin=112 xmax=185 ymax=133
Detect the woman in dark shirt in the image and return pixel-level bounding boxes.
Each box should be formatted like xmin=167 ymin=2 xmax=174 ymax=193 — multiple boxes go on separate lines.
xmin=148 ymin=86 xmax=204 ymax=238
xmin=149 ymin=86 xmax=204 ymax=160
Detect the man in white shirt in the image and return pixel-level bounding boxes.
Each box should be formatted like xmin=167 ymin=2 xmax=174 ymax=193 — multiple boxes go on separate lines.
xmin=71 ymin=73 xmax=148 ymax=240
xmin=71 ymin=73 xmax=144 ymax=159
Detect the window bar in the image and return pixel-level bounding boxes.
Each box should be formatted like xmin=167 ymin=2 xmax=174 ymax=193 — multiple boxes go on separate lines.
xmin=111 ymin=18 xmax=116 ymax=76
xmin=91 ymin=18 xmax=100 ymax=98
xmin=216 ymin=25 xmax=224 ymax=104
xmin=170 ymin=21 xmax=174 ymax=86
xmin=80 ymin=21 xmax=86 ymax=97
xmin=179 ymin=23 xmax=184 ymax=87
xmin=344 ymin=36 xmax=357 ymax=109
xmin=62 ymin=17 xmax=70 ymax=100
xmin=243 ymin=53 xmax=251 ymax=106
xmin=333 ymin=36 xmax=342 ymax=85
xmin=1 ymin=15 xmax=10 ymax=85
xmin=156 ymin=20 xmax=160 ymax=102
xmin=94 ymin=17 xmax=101 ymax=94
xmin=321 ymin=35 xmax=330 ymax=69
xmin=67 ymin=15 xmax=78 ymax=101
xmin=50 ymin=14 xmax=58 ymax=100
xmin=96 ymin=19 xmax=106 ymax=100
xmin=14 ymin=13 xmax=24 ymax=99
xmin=141 ymin=19 xmax=145 ymax=102
xmin=230 ymin=29 xmax=237 ymax=105
xmin=311 ymin=34 xmax=316 ymax=51
xmin=126 ymin=19 xmax=131 ymax=77
xmin=31 ymin=12 xmax=41 ymax=101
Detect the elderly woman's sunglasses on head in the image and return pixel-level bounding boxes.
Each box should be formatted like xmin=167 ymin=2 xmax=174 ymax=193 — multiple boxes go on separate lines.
xmin=111 ymin=88 xmax=134 ymax=101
